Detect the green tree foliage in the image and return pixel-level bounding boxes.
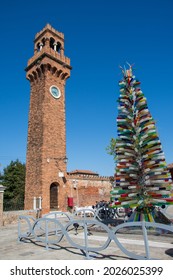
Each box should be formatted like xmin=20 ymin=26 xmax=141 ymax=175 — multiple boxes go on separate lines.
xmin=106 ymin=138 xmax=116 ymax=163
xmin=0 ymin=171 xmax=3 ymax=181
xmin=1 ymin=160 xmax=26 ymax=204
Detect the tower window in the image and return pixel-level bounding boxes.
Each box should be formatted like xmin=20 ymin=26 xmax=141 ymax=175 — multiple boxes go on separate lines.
xmin=50 ymin=37 xmax=61 ymax=53
xmin=50 ymin=37 xmax=55 ymax=50
xmin=41 ymin=38 xmax=46 ymax=47
xmin=56 ymin=42 xmax=61 ymax=53
xmin=36 ymin=42 xmax=40 ymax=52
xmin=36 ymin=39 xmax=45 ymax=52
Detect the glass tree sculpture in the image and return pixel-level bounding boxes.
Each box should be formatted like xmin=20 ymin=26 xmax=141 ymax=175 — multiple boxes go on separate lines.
xmin=110 ymin=65 xmax=173 ymax=222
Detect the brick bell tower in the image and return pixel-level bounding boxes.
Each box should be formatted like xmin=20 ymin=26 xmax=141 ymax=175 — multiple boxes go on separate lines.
xmin=24 ymin=24 xmax=71 ymax=214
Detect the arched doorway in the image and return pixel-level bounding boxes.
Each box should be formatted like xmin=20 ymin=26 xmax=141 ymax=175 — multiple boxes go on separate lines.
xmin=50 ymin=182 xmax=59 ymax=210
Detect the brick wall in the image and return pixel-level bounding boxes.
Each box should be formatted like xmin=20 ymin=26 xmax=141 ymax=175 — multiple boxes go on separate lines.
xmin=66 ymin=176 xmax=111 ymax=208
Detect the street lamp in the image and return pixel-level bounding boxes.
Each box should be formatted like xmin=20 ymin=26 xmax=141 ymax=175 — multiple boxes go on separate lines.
xmin=46 ymin=156 xmax=68 ymax=178
xmin=48 ymin=156 xmax=68 ymax=163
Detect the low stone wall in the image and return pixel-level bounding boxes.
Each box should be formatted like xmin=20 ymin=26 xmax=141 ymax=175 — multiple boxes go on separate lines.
xmin=2 ymin=210 xmax=37 ymax=226
xmin=0 ymin=187 xmax=39 ymax=226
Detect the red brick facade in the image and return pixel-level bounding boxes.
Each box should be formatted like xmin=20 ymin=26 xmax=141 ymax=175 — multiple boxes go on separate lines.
xmin=67 ymin=171 xmax=112 ymax=207
xmin=24 ymin=24 xmax=112 ymax=214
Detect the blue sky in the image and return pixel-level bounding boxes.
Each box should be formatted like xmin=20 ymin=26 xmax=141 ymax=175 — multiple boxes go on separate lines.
xmin=0 ymin=0 xmax=173 ymax=176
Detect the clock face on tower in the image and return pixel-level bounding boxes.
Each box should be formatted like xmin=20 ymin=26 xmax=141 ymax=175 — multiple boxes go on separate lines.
xmin=49 ymin=85 xmax=61 ymax=99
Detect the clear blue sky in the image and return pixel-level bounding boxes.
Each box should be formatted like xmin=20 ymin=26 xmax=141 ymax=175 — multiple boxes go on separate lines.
xmin=0 ymin=0 xmax=173 ymax=176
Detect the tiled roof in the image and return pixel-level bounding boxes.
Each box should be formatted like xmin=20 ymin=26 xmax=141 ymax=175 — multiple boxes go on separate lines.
xmin=68 ymin=169 xmax=99 ymax=176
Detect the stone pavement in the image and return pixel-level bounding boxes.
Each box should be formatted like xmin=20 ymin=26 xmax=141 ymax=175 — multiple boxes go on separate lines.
xmin=0 ymin=221 xmax=173 ymax=260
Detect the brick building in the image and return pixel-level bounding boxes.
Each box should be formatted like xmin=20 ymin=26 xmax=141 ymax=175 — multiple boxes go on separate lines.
xmin=67 ymin=170 xmax=111 ymax=207
xmin=24 ymin=24 xmax=112 ymax=214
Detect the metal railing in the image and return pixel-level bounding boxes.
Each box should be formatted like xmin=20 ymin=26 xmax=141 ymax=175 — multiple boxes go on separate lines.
xmin=18 ymin=209 xmax=173 ymax=260
xmin=3 ymin=199 xmax=24 ymax=211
